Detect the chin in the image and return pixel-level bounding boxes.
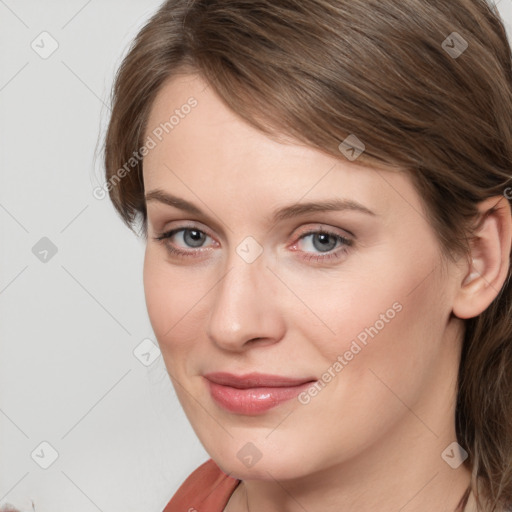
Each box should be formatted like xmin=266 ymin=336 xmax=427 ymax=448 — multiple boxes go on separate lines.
xmin=210 ymin=445 xmax=312 ymax=482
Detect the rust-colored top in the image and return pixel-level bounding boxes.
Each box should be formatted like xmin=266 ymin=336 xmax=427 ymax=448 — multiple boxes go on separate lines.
xmin=162 ymin=458 xmax=241 ymax=512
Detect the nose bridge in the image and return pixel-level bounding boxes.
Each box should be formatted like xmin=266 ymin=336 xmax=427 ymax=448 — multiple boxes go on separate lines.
xmin=206 ymin=244 xmax=281 ymax=349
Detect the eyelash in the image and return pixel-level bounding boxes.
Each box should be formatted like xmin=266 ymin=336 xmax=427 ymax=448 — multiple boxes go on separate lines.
xmin=152 ymin=226 xmax=353 ymax=264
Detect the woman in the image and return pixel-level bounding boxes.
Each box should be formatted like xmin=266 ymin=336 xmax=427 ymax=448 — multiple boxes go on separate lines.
xmin=102 ymin=0 xmax=512 ymax=511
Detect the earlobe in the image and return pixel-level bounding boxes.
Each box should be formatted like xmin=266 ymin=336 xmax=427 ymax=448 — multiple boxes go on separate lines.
xmin=452 ymin=195 xmax=512 ymax=320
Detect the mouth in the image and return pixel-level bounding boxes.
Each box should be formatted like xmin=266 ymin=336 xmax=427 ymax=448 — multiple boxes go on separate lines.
xmin=203 ymin=372 xmax=317 ymax=415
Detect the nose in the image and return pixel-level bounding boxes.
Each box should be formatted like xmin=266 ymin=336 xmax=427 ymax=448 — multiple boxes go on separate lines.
xmin=206 ymin=250 xmax=285 ymax=352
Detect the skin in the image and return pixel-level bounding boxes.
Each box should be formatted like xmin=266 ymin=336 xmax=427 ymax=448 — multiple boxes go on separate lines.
xmin=142 ymin=72 xmax=512 ymax=512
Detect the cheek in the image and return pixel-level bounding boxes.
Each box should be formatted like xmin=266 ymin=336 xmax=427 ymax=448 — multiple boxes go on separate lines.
xmin=143 ymin=250 xmax=187 ymax=349
xmin=142 ymin=247 xmax=210 ymax=363
xmin=293 ymin=244 xmax=446 ymax=387
xmin=143 ymin=250 xmax=169 ymax=337
xmin=284 ymin=258 xmax=448 ymax=458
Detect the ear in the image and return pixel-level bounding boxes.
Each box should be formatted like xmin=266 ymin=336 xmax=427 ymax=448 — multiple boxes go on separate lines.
xmin=452 ymin=195 xmax=512 ymax=320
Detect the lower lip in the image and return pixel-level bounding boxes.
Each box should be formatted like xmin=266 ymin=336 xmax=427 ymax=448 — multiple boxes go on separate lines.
xmin=205 ymin=379 xmax=316 ymax=415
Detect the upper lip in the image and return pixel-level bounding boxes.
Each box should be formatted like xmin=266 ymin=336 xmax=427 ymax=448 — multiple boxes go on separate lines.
xmin=203 ymin=372 xmax=317 ymax=389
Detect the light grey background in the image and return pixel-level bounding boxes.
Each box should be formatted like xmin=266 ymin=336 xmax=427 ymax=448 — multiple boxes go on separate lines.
xmin=0 ymin=2 xmax=209 ymax=512
xmin=1 ymin=1 xmax=512 ymax=511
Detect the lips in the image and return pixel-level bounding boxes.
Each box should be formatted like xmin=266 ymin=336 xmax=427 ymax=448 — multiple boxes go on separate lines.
xmin=203 ymin=372 xmax=317 ymax=415
xmin=203 ymin=372 xmax=316 ymax=388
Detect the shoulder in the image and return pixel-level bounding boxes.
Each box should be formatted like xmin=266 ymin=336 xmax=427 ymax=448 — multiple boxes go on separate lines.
xmin=162 ymin=458 xmax=241 ymax=512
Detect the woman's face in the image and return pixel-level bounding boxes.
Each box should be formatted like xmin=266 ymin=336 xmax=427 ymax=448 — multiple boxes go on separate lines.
xmin=142 ymin=72 xmax=465 ymax=480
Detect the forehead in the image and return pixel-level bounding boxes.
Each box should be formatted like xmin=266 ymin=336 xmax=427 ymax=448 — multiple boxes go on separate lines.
xmin=142 ymin=72 xmax=421 ymax=223
xmin=144 ymin=72 xmax=309 ymax=165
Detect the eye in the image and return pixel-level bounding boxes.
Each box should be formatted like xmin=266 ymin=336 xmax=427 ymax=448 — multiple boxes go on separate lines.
xmin=152 ymin=225 xmax=354 ymax=263
xmin=291 ymin=228 xmax=353 ymax=263
xmin=153 ymin=227 xmax=215 ymax=258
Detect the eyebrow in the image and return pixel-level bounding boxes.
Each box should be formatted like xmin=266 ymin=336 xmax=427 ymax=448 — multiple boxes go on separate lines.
xmin=145 ymin=189 xmax=377 ymax=223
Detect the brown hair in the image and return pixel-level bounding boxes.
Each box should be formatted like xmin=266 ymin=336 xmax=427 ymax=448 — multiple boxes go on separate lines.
xmin=102 ymin=1 xmax=512 ymax=510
